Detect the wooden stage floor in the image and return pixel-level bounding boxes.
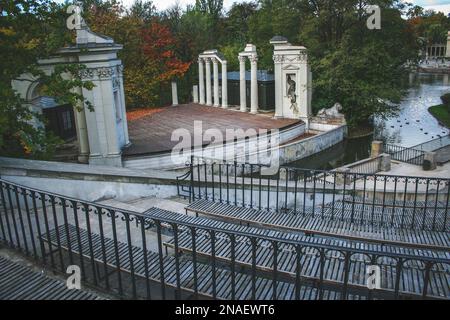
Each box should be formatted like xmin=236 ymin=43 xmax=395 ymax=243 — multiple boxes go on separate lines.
xmin=123 ymin=104 xmax=300 ymax=157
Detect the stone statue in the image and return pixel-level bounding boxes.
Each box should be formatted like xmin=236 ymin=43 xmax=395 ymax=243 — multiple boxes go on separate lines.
xmin=286 ymin=75 xmax=298 ymax=114
xmin=317 ymin=103 xmax=344 ymax=118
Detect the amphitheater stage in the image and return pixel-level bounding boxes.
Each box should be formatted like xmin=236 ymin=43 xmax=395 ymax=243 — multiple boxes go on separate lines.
xmin=123 ymin=103 xmax=302 ymax=157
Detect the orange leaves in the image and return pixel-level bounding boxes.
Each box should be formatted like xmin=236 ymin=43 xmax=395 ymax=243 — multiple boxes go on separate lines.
xmin=140 ymin=22 xmax=191 ymax=82
xmin=126 ymin=107 xmax=164 ymax=121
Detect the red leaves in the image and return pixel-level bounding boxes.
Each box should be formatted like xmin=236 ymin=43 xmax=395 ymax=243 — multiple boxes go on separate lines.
xmin=141 ymin=22 xmax=190 ymax=82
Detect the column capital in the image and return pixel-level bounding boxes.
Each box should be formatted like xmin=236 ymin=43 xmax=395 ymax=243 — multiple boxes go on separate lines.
xmin=273 ymin=54 xmax=284 ymax=63
xmin=198 ymin=57 xmax=204 ymax=64
xmin=238 ymin=55 xmax=247 ymax=63
xmin=212 ymin=57 xmax=219 ymax=64
xmin=204 ymin=57 xmax=211 ymax=63
xmin=249 ymin=55 xmax=258 ymax=64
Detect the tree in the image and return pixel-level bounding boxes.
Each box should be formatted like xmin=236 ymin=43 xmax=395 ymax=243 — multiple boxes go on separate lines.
xmin=128 ymin=0 xmax=157 ymax=22
xmin=309 ymin=1 xmax=418 ymax=128
xmin=0 ymin=0 xmax=93 ymax=159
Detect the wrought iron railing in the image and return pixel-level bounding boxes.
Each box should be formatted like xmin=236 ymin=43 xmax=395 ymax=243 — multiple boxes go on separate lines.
xmin=411 ymin=135 xmax=450 ymax=152
xmin=176 ymin=157 xmax=450 ymax=232
xmin=385 ymin=144 xmax=425 ymax=165
xmin=0 ymin=179 xmax=449 ymax=300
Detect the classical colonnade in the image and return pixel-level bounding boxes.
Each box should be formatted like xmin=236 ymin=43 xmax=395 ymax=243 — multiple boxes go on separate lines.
xmin=425 ymin=44 xmax=447 ymax=59
xmin=196 ymin=45 xmax=259 ymax=113
xmin=195 ymin=38 xmax=312 ymax=122
xmin=197 ymin=50 xmax=228 ymax=108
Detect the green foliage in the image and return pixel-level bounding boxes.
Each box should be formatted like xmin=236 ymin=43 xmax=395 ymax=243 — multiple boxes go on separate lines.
xmin=429 ymin=104 xmax=450 ymax=128
xmin=440 ymin=93 xmax=450 ymax=106
xmin=0 ymin=0 xmax=94 ymax=159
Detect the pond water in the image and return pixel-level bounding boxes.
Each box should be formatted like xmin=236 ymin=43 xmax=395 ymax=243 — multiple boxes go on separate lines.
xmin=289 ymin=73 xmax=450 ymax=170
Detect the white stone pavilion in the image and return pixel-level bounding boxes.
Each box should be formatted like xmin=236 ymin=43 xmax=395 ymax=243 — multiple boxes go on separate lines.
xmin=12 ymin=16 xmax=129 ymax=166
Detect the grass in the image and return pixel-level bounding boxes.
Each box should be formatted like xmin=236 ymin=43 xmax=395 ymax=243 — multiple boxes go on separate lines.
xmin=428 ymin=104 xmax=450 ymax=128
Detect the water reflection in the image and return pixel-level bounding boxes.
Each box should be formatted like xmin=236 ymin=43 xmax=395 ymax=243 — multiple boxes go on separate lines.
xmin=290 ymin=73 xmax=449 ymax=169
xmin=374 ymin=73 xmax=449 ymax=147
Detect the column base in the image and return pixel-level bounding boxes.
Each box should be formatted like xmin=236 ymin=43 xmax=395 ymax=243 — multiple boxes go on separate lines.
xmin=221 ymin=105 xmax=228 ymax=109
xmin=77 ymin=153 xmax=89 ymax=164
xmin=89 ymin=153 xmax=123 ymax=167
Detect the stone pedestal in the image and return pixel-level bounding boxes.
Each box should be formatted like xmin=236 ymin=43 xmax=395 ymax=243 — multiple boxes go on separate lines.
xmin=371 ymin=141 xmax=383 ymax=158
xmin=379 ymin=154 xmax=391 ymax=172
xmin=171 ymin=81 xmax=178 ymax=106
xmin=193 ymin=85 xmax=199 ymax=103
xmin=423 ymin=152 xmax=437 ymax=171
xmin=336 ymin=168 xmax=351 ymax=185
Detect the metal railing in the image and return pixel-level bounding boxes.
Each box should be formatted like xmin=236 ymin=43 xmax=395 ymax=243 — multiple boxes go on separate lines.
xmin=177 ymin=157 xmax=450 ymax=232
xmin=0 ymin=179 xmax=449 ymax=300
xmin=411 ymin=135 xmax=450 ymax=152
xmin=385 ymin=144 xmax=425 ymax=165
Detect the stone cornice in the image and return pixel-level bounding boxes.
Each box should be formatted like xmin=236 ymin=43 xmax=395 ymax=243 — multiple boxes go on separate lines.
xmin=79 ymin=65 xmax=122 ymax=80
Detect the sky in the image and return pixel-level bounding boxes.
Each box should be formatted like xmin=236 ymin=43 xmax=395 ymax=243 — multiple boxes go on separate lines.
xmin=127 ymin=0 xmax=450 ymax=14
xmin=55 ymin=0 xmax=450 ymax=14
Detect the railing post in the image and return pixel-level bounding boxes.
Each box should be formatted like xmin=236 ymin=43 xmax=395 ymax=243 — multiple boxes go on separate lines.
xmin=371 ymin=140 xmax=383 ymax=158
xmin=190 ymin=155 xmax=194 ymax=203
xmin=379 ymin=154 xmax=391 ymax=172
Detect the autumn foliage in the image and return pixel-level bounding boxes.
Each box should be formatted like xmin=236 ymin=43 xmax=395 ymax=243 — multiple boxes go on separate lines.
xmin=86 ymin=2 xmax=190 ymax=109
xmin=141 ymin=22 xmax=190 ymax=82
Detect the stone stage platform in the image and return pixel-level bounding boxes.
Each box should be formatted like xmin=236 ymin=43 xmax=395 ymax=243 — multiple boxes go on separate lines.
xmin=123 ymin=104 xmax=301 ymax=157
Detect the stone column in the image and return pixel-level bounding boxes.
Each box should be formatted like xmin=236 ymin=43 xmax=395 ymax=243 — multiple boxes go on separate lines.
xmin=198 ymin=58 xmax=205 ymax=105
xmin=446 ymin=31 xmax=450 ymax=58
xmin=205 ymin=58 xmax=212 ymax=106
xmin=250 ymin=54 xmax=258 ymax=114
xmin=171 ymin=81 xmax=178 ymax=106
xmin=118 ymin=70 xmax=130 ymax=146
xmin=273 ymin=55 xmax=283 ymax=118
xmin=193 ymin=85 xmax=199 ymax=103
xmin=221 ymin=60 xmax=228 ymax=108
xmin=73 ymin=85 xmax=89 ymax=163
xmin=239 ymin=56 xmax=247 ymax=112
xmin=212 ymin=58 xmax=219 ymax=107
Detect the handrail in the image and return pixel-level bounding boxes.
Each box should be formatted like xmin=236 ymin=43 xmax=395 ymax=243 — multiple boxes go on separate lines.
xmin=1 ymin=178 xmax=448 ymax=262
xmin=1 ymin=178 xmax=449 ymax=300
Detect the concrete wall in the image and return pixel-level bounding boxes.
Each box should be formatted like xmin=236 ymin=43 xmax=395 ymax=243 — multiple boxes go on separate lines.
xmin=124 ymin=122 xmax=306 ymax=170
xmin=2 ymin=176 xmax=178 ymax=204
xmin=279 ymin=125 xmax=346 ymax=165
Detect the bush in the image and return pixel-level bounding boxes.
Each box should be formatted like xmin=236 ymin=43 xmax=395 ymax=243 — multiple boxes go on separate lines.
xmin=441 ymin=93 xmax=450 ymax=106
